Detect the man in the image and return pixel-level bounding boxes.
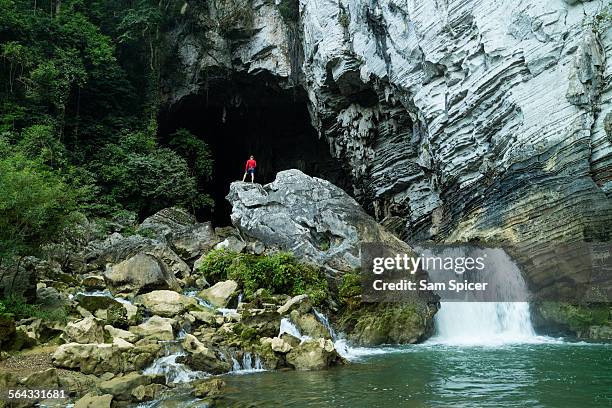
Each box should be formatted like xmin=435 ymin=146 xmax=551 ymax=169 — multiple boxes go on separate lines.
xmin=242 ymin=155 xmax=257 ymax=183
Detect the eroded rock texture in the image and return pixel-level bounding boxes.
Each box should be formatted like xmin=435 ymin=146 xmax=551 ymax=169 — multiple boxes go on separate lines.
xmin=161 ymin=1 xmax=612 ymax=295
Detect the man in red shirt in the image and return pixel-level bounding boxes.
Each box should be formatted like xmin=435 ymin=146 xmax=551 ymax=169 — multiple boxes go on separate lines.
xmin=242 ymin=155 xmax=257 ymax=183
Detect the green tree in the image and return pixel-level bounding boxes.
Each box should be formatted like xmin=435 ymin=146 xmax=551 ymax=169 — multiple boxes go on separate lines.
xmin=0 ymin=145 xmax=77 ymax=265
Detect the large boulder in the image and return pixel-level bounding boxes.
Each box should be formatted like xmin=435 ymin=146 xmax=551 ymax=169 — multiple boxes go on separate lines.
xmin=138 ymin=207 xmax=196 ymax=240
xmin=129 ymin=315 xmax=175 ymax=341
xmin=74 ymin=393 xmax=113 ymax=408
xmin=339 ymin=303 xmax=437 ymax=346
xmin=170 ymin=222 xmax=220 ymax=261
xmin=286 ymin=338 xmax=342 ymax=370
xmin=85 ymin=234 xmax=191 ymax=279
xmin=104 ymin=253 xmax=180 ymax=295
xmin=61 ymin=316 xmax=105 ymax=344
xmin=52 ymin=343 xmax=123 ymax=374
xmin=98 ymin=372 xmax=151 ymax=401
xmin=198 ymin=280 xmax=238 ymax=308
xmin=135 ymin=290 xmax=198 ymax=317
xmin=226 ymin=170 xmax=408 ymax=273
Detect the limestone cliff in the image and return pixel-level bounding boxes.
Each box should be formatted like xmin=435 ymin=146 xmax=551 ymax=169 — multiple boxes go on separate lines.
xmin=160 ymin=0 xmax=612 ymax=299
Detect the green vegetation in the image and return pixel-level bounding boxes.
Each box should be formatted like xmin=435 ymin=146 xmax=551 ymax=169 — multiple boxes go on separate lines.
xmin=0 ymin=295 xmax=68 ymax=322
xmin=197 ymin=250 xmax=329 ymax=304
xmin=339 ymin=271 xmax=361 ymax=303
xmin=0 ymin=1 xmax=215 ymax=267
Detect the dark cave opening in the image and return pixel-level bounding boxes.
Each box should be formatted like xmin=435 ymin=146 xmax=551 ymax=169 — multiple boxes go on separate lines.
xmin=159 ymin=73 xmax=352 ymax=226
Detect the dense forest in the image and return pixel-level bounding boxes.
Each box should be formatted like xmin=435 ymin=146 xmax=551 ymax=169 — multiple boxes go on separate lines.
xmin=0 ymin=0 xmax=214 ymax=267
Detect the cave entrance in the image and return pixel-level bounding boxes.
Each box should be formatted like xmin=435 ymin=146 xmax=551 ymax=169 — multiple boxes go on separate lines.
xmin=159 ymin=72 xmax=351 ymax=226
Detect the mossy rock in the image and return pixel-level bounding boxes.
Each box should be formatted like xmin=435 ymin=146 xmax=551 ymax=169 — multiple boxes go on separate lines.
xmin=533 ymin=301 xmax=611 ymax=338
xmin=339 ymin=302 xmax=436 ymax=346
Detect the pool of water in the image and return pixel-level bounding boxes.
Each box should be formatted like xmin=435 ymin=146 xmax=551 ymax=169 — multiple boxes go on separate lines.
xmin=215 ymin=342 xmax=611 ymax=408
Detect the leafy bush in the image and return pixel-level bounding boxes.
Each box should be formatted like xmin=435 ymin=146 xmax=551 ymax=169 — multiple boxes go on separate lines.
xmin=339 ymin=271 xmax=361 ymax=300
xmin=198 ymin=250 xmax=329 ymax=304
xmin=0 ymin=149 xmax=78 ymax=263
xmin=0 ymin=296 xmax=67 ymax=322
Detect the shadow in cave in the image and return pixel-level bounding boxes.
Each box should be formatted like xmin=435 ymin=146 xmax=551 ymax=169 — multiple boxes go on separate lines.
xmin=159 ymin=73 xmax=351 ymax=226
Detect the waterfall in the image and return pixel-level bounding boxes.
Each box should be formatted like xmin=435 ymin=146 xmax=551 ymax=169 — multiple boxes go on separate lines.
xmin=143 ymin=340 xmax=207 ymax=384
xmin=279 ymin=318 xmax=311 ymax=342
xmin=225 ymin=351 xmax=265 ymax=374
xmin=420 ymin=247 xmax=543 ymax=346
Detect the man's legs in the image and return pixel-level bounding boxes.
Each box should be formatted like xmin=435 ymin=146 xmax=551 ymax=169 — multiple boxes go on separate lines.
xmin=250 ymin=172 xmax=254 ymax=183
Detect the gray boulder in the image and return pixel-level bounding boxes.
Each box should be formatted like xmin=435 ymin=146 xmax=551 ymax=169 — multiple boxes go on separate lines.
xmin=226 ymin=170 xmax=407 ymax=273
xmin=104 ymin=253 xmax=180 ymax=295
xmin=138 ymin=207 xmax=197 ymax=239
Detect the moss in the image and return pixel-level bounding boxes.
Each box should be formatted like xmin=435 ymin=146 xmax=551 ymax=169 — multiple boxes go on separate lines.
xmin=197 ymin=250 xmax=329 ymax=305
xmin=537 ymin=301 xmax=611 ymax=333
xmin=338 ymin=302 xmax=430 ymax=346
xmin=339 ymin=271 xmax=361 ymax=302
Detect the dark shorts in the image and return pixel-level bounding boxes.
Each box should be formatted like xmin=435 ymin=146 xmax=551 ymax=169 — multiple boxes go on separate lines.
xmin=247 ymin=168 xmax=255 ymax=175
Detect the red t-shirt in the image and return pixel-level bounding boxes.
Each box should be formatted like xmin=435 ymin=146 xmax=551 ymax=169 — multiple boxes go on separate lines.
xmin=245 ymin=159 xmax=257 ymax=171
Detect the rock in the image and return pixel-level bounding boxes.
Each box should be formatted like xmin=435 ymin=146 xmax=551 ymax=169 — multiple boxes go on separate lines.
xmin=270 ymin=337 xmax=293 ymax=353
xmin=105 ymin=325 xmax=138 ymax=343
xmin=189 ymin=309 xmax=217 ymax=326
xmin=22 ymin=368 xmax=60 ymax=388
xmin=138 ymin=207 xmax=197 ymax=240
xmin=278 ymin=294 xmax=311 ymax=315
xmin=588 ymin=325 xmax=612 ymax=340
xmin=129 ymin=316 xmax=175 ymax=341
xmin=131 ymin=383 xmax=166 ymax=402
xmin=104 ymin=253 xmax=180 ymax=295
xmin=531 ymin=301 xmax=611 ymax=339
xmin=227 ymin=170 xmax=409 ymax=273
xmin=170 ymin=222 xmax=220 ymax=260
xmin=112 ymin=337 xmax=134 ymax=350
xmin=52 ymin=343 xmax=123 ymax=374
xmin=289 ymin=310 xmax=331 ymax=339
xmin=75 ymin=293 xmax=121 ymax=314
xmin=179 ymin=334 xmax=231 ymax=374
xmin=74 ymin=393 xmax=113 ymax=408
xmin=286 ymin=338 xmax=342 ymax=370
xmin=135 ymin=290 xmax=198 ymax=317
xmin=214 ymin=236 xmax=246 ymax=253
xmin=82 ymin=275 xmax=106 ymax=291
xmin=340 ymin=303 xmax=437 ymax=346
xmin=98 ymin=372 xmax=151 ymax=401
xmin=0 ymin=258 xmax=37 ymax=302
xmin=192 ymin=378 xmax=226 ymax=398
xmin=62 ymin=317 xmax=105 ymax=344
xmin=198 ymin=280 xmax=238 ymax=308
xmin=280 ymin=333 xmax=301 ymax=348
xmin=36 ymin=286 xmax=65 ymax=310
xmin=86 ymin=234 xmax=191 ymax=280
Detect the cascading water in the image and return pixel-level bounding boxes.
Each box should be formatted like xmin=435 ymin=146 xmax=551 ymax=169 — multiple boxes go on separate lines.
xmin=143 ymin=340 xmax=207 ymax=384
xmin=420 ymin=247 xmax=546 ymax=345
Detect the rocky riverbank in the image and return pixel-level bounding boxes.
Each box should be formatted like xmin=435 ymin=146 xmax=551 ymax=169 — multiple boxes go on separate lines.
xmin=0 ymin=170 xmax=439 ymax=407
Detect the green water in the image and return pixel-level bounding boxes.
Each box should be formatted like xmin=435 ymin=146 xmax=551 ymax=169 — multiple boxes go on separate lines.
xmin=216 ymin=342 xmax=611 ymax=408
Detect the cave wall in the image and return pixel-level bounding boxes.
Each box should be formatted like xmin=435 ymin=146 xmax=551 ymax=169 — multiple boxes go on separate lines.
xmin=159 ymin=0 xmax=612 ymax=296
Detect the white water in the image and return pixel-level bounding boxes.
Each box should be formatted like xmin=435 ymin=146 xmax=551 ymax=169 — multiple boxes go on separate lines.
xmin=279 ymin=318 xmax=311 ymax=342
xmin=143 ymin=340 xmax=207 ymax=384
xmin=227 ymin=351 xmax=265 ymax=374
xmin=420 ymin=247 xmax=554 ymax=346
